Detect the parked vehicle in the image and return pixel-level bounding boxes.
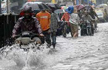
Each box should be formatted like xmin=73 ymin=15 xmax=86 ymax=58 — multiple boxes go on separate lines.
xmin=96 ymin=4 xmax=107 ymax=8
xmin=95 ymin=9 xmax=106 ymax=22
xmin=96 ymin=4 xmax=108 ymax=22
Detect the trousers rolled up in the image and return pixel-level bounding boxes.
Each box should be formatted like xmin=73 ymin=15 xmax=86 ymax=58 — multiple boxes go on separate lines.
xmin=42 ymin=29 xmax=51 ymax=45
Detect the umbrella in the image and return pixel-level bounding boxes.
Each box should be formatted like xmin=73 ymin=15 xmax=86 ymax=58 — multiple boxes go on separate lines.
xmin=21 ymin=2 xmax=41 ymax=11
xmin=54 ymin=9 xmax=64 ymax=14
xmin=59 ymin=2 xmax=67 ymax=6
xmin=75 ymin=4 xmax=85 ymax=10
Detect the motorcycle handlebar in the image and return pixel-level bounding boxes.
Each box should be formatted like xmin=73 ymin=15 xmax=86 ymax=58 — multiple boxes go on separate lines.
xmin=13 ymin=32 xmax=40 ymax=39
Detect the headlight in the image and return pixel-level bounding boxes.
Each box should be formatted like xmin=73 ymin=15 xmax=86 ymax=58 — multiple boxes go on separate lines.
xmin=21 ymin=37 xmax=31 ymax=45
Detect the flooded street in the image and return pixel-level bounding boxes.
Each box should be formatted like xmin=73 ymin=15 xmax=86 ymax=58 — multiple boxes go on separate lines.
xmin=0 ymin=23 xmax=108 ymax=70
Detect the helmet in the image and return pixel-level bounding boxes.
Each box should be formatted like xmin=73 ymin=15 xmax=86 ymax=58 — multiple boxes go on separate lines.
xmin=22 ymin=5 xmax=32 ymax=19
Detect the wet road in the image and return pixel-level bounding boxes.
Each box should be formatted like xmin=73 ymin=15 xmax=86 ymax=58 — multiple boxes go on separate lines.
xmin=0 ymin=23 xmax=108 ymax=70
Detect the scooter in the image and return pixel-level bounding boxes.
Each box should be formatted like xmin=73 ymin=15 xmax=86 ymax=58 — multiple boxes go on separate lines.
xmin=14 ymin=31 xmax=42 ymax=51
xmin=61 ymin=21 xmax=68 ymax=37
xmin=85 ymin=20 xmax=93 ymax=36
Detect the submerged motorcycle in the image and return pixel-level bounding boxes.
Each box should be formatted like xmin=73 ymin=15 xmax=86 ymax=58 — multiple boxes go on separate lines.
xmin=14 ymin=31 xmax=42 ymax=50
xmin=0 ymin=32 xmax=43 ymax=69
xmin=0 ymin=31 xmax=42 ymax=52
xmin=85 ymin=20 xmax=93 ymax=36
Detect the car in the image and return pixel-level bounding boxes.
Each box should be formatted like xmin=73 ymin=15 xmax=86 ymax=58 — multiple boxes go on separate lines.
xmin=95 ymin=4 xmax=108 ymax=22
xmin=96 ymin=4 xmax=107 ymax=8
xmin=95 ymin=9 xmax=106 ymax=22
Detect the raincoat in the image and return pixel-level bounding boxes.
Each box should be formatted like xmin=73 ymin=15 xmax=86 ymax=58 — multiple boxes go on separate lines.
xmin=12 ymin=17 xmax=42 ymax=36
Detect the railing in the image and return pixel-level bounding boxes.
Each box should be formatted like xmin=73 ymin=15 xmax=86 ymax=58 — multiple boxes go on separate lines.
xmin=0 ymin=14 xmax=20 ymax=47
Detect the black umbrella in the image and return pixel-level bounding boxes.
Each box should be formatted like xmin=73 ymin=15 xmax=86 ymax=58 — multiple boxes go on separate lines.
xmin=54 ymin=9 xmax=64 ymax=14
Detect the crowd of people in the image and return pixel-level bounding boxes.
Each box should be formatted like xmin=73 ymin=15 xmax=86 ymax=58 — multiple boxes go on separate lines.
xmin=11 ymin=4 xmax=99 ymax=49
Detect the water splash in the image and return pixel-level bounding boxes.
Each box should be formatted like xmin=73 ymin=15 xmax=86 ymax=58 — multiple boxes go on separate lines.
xmin=0 ymin=43 xmax=47 ymax=70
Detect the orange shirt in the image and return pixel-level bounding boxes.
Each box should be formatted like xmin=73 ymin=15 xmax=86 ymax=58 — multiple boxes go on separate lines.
xmin=36 ymin=11 xmax=51 ymax=31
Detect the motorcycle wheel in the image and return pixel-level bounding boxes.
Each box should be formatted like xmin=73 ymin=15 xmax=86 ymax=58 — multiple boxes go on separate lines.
xmin=87 ymin=27 xmax=92 ymax=36
xmin=62 ymin=25 xmax=67 ymax=37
